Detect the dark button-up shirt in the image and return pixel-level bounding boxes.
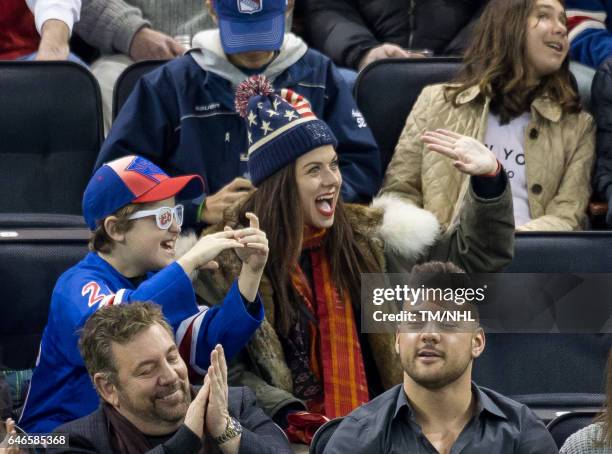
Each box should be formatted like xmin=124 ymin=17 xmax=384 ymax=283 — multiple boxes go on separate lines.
xmin=324 ymin=383 xmax=558 ymax=453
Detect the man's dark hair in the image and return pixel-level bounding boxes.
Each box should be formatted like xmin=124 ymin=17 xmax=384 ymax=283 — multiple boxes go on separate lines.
xmin=405 ymin=261 xmax=480 ymax=325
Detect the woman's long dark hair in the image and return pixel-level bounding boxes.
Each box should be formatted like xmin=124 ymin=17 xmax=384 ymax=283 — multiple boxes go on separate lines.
xmin=446 ymin=0 xmax=580 ymax=124
xmin=239 ymin=165 xmax=380 ymax=336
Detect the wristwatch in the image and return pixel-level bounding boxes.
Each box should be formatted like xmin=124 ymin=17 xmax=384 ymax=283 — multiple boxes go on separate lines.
xmin=213 ymin=417 xmax=243 ymax=445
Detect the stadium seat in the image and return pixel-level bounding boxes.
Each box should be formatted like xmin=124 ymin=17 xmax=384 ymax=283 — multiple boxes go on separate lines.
xmin=0 ymin=213 xmax=88 ymax=228
xmin=310 ymin=417 xmax=344 ymax=454
xmin=510 ymin=232 xmax=612 ymax=272
xmin=354 ymin=57 xmax=461 ymax=173
xmin=474 ymin=335 xmax=607 ymax=422
xmin=0 ymin=61 xmax=102 ymax=226
xmin=0 ymin=229 xmax=89 ymax=369
xmin=471 ymin=232 xmax=612 ymax=421
xmin=547 ymin=411 xmax=598 ymax=449
xmin=112 ymin=59 xmax=168 ymax=119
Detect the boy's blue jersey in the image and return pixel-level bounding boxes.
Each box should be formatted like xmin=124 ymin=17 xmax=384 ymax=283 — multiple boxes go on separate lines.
xmin=19 ymin=252 xmax=263 ymax=433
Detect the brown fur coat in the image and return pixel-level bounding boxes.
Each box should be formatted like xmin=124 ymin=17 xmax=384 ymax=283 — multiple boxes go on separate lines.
xmin=194 ymin=204 xmax=405 ymax=397
xmin=185 ymin=184 xmax=514 ymax=416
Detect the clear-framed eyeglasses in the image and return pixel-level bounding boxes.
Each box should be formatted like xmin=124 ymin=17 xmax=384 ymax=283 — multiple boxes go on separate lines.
xmin=127 ymin=204 xmax=184 ymax=230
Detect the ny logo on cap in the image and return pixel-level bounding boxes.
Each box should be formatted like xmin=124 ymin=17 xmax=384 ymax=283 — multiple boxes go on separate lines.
xmin=238 ymin=0 xmax=262 ymax=14
xmin=126 ymin=156 xmax=166 ymax=183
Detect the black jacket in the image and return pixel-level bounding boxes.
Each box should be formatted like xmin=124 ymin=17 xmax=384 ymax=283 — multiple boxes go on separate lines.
xmin=48 ymin=386 xmax=292 ymax=454
xmin=304 ymin=0 xmax=488 ymax=69
xmin=592 ymin=57 xmax=612 ymax=225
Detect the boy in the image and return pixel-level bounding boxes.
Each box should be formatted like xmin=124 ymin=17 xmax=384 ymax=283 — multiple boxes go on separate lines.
xmin=19 ymin=155 xmax=268 ymax=432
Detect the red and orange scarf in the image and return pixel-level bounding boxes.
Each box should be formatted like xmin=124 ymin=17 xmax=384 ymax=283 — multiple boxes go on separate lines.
xmin=289 ymin=227 xmax=369 ymax=418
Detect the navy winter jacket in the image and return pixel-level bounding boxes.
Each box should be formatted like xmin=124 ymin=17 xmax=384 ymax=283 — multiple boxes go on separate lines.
xmin=97 ymin=49 xmax=381 ymax=226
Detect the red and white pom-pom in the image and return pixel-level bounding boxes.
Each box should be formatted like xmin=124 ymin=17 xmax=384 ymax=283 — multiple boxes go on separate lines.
xmin=235 ymin=75 xmax=274 ymax=118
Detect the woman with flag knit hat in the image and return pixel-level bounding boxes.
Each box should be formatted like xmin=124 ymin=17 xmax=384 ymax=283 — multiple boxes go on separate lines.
xmin=190 ymin=75 xmax=514 ymax=444
xmin=19 ymin=155 xmax=268 ymax=434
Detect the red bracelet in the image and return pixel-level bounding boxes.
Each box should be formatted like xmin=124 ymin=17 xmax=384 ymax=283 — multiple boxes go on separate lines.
xmin=482 ymin=160 xmax=501 ymax=178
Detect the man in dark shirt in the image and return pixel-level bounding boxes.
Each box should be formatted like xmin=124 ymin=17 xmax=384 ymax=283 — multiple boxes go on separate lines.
xmin=325 ymin=262 xmax=558 ymax=454
xmin=49 ymin=302 xmax=291 ymax=454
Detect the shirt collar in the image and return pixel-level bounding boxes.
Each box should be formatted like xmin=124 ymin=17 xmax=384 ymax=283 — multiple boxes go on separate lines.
xmin=454 ymin=85 xmax=562 ymax=122
xmin=473 ymin=384 xmax=508 ymax=420
xmin=394 ymin=384 xmax=412 ymax=420
xmin=455 ymin=85 xmax=481 ymax=105
xmin=530 ymin=96 xmax=562 ymax=122
xmin=393 ymin=382 xmax=508 ymax=421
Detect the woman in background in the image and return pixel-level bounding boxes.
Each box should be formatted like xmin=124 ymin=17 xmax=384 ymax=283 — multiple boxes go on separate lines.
xmin=380 ymin=0 xmax=595 ymax=231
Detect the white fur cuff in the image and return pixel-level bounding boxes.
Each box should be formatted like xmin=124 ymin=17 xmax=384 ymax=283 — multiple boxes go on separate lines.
xmin=371 ymin=193 xmax=440 ymax=260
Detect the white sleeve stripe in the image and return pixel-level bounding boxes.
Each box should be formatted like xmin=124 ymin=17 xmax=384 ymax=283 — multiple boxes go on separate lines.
xmin=114 ymin=289 xmax=126 ymax=305
xmin=190 ymin=308 xmax=209 ymax=375
xmin=98 ymin=293 xmax=116 ymax=309
xmin=176 ymin=319 xmax=190 ymax=346
xmin=569 ymin=20 xmax=607 ymax=41
xmin=566 ymin=10 xmax=607 ymax=22
xmin=175 ymin=307 xmax=210 ymax=375
xmin=176 ymin=312 xmax=198 ymax=346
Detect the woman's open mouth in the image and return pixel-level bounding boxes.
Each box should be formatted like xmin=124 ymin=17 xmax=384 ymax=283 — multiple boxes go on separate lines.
xmin=315 ymin=193 xmax=336 ymax=217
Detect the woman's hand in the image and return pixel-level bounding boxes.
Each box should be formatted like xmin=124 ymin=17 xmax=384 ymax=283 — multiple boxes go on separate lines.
xmin=231 ymin=213 xmax=269 ymax=274
xmin=421 ymin=129 xmax=498 ymax=176
xmin=233 ymin=213 xmax=268 ymax=302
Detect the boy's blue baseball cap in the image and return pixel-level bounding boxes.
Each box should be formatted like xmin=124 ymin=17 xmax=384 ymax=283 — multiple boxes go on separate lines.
xmin=214 ymin=0 xmax=287 ymax=54
xmin=82 ymin=155 xmax=204 ymax=231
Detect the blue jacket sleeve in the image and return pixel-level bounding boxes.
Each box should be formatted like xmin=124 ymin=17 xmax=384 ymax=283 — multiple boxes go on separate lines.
xmin=322 ymin=61 xmax=381 ymax=202
xmin=175 ymin=280 xmax=263 ymax=375
xmin=84 ymin=263 xmax=198 ymax=329
xmin=55 ymin=261 xmax=199 ymax=366
xmin=566 ymin=0 xmax=612 ymax=68
xmin=571 ymin=28 xmax=612 ymax=68
xmin=230 ymin=387 xmax=293 ymax=454
xmin=130 ymin=262 xmax=200 ymax=326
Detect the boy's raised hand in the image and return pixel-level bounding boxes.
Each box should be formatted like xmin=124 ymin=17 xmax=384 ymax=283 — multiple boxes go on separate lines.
xmin=178 ymin=230 xmax=244 ymax=274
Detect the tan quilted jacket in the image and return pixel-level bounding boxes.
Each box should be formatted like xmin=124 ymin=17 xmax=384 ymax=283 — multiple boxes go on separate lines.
xmin=381 ymin=83 xmax=596 ymax=231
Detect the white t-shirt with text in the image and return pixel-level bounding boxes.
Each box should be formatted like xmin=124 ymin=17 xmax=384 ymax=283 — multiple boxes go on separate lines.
xmin=484 ymin=112 xmax=531 ymax=227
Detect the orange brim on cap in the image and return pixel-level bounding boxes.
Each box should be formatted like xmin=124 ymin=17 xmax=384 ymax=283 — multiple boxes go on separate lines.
xmin=132 ymin=174 xmax=204 ymax=203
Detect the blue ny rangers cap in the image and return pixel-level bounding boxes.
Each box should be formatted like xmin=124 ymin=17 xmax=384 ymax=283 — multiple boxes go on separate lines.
xmin=214 ymin=0 xmax=287 ymax=54
xmin=82 ymin=156 xmax=204 ymax=230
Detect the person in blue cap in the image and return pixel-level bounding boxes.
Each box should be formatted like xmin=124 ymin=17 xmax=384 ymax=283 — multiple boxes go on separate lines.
xmin=95 ymin=0 xmax=381 ymax=229
xmin=18 ymin=155 xmax=269 ymax=433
